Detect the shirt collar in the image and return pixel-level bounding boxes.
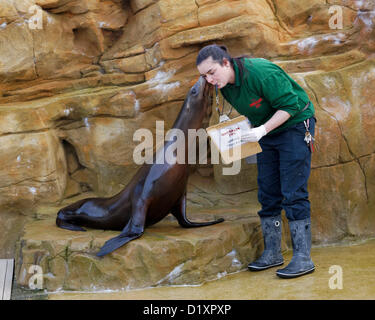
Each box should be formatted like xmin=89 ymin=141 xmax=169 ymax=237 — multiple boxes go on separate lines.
xmin=228 ymin=59 xmax=241 ymax=87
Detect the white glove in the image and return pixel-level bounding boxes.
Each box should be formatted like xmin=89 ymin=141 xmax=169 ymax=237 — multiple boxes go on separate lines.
xmin=242 ymin=125 xmax=267 ymax=142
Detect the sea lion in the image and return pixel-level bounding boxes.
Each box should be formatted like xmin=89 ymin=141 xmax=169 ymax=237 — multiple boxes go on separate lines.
xmin=56 ymin=76 xmax=224 ymax=257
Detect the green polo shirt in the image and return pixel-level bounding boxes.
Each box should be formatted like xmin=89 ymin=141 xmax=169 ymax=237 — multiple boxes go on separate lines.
xmin=220 ymin=58 xmax=314 ymax=134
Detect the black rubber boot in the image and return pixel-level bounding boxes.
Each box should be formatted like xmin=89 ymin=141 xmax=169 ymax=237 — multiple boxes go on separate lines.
xmin=248 ymin=215 xmax=284 ymax=271
xmin=276 ymin=218 xmax=315 ymax=279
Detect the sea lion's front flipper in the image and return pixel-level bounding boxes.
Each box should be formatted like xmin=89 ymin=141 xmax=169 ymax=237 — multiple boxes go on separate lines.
xmin=96 ymin=198 xmax=148 ymax=257
xmin=171 ymin=191 xmax=224 ymax=228
xmin=96 ymin=225 xmax=143 ymax=257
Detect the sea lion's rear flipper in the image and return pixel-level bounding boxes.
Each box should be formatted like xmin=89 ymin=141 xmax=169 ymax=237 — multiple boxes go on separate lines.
xmin=171 ymin=191 xmax=224 ymax=228
xmin=96 ymin=197 xmax=148 ymax=257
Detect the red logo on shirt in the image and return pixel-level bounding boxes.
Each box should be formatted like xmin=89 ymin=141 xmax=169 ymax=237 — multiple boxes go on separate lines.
xmin=249 ymin=98 xmax=263 ymax=109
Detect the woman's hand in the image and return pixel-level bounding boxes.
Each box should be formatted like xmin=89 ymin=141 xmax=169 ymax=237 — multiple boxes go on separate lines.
xmin=243 ymin=110 xmax=291 ymax=142
xmin=243 ymin=125 xmax=267 ymax=142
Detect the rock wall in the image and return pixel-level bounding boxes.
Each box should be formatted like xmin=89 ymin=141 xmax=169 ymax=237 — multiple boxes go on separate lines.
xmin=1 ymin=0 xmax=375 ymax=257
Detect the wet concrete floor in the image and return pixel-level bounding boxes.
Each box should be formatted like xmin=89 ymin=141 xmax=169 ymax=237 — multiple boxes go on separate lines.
xmin=49 ymin=238 xmax=375 ymax=300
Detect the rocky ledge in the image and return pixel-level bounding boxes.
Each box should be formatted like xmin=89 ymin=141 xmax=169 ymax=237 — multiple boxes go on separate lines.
xmin=14 ymin=206 xmax=292 ymax=293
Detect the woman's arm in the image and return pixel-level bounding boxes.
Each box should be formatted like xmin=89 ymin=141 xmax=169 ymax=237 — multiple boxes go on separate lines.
xmin=263 ymin=110 xmax=291 ymax=133
xmin=244 ymin=110 xmax=292 ymax=142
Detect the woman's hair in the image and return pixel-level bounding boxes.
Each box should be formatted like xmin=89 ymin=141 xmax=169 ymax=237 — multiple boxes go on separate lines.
xmin=196 ymin=44 xmax=250 ymax=81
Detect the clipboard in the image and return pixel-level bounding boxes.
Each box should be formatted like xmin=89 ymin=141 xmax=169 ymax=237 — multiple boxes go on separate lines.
xmin=206 ymin=115 xmax=262 ymax=164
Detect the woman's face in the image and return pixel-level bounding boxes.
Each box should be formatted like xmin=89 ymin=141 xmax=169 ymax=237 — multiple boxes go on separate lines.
xmin=197 ymin=56 xmax=235 ymax=89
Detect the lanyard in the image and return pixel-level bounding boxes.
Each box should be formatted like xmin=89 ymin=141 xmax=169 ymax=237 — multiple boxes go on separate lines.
xmin=215 ymin=85 xmax=233 ymax=118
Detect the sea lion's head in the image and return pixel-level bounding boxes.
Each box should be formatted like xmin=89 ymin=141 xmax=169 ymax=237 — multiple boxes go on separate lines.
xmin=184 ymin=76 xmax=212 ymax=122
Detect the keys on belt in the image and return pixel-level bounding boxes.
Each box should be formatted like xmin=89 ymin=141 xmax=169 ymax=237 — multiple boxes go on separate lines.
xmin=303 ymin=119 xmax=315 ymax=152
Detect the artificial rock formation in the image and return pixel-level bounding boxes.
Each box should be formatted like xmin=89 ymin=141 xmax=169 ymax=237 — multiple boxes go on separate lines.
xmin=16 ymin=210 xmax=266 ymax=291
xmin=0 ymin=0 xmax=374 ymax=280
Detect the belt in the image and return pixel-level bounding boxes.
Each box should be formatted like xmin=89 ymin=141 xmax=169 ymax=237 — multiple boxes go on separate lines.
xmin=299 ymin=101 xmax=310 ymax=114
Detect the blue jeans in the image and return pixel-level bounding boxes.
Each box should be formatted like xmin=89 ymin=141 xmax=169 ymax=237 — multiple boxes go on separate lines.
xmin=257 ymin=117 xmax=315 ymax=221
